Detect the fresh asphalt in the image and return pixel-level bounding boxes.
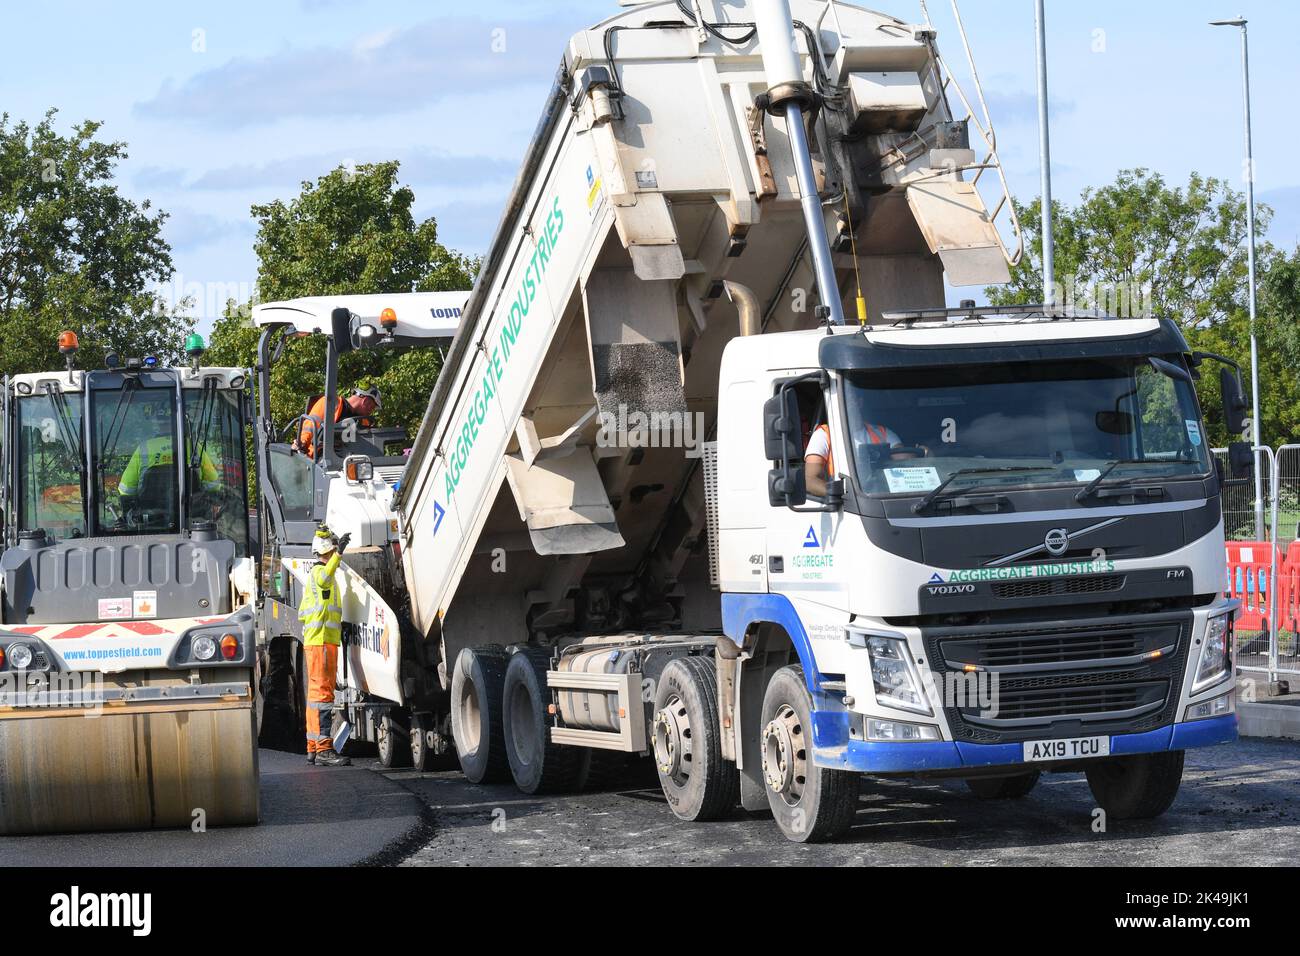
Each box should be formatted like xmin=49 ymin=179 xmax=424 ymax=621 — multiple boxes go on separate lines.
xmin=1 ymin=738 xmax=1296 ymax=866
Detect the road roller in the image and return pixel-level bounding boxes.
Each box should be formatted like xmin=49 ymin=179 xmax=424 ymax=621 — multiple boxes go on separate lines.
xmin=0 ymin=332 xmax=260 ymax=834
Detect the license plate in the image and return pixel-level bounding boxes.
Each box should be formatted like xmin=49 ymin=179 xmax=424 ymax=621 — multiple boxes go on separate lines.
xmin=1022 ymin=735 xmax=1110 ymax=762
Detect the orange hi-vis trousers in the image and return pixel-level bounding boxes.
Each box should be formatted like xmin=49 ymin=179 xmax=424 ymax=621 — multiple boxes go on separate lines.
xmin=306 ymin=643 xmax=339 ymax=753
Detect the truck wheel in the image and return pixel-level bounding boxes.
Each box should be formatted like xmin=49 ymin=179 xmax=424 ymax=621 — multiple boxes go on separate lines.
xmin=1085 ymin=750 xmax=1185 ymax=820
xmin=651 ymin=656 xmax=738 ymax=821
xmin=966 ymin=771 xmax=1039 ymax=799
xmin=450 ymin=646 xmax=510 ymax=784
xmin=502 ymin=647 xmax=584 ymax=793
xmin=377 ymin=712 xmax=411 ymax=769
xmin=760 ymin=665 xmax=858 ymax=843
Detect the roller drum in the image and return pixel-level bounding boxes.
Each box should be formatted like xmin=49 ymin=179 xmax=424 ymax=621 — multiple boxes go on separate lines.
xmin=0 ymin=696 xmax=259 ymax=835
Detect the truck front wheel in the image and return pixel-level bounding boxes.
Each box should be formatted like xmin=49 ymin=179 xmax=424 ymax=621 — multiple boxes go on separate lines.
xmin=760 ymin=665 xmax=858 ymax=843
xmin=652 ymin=656 xmax=738 ymax=821
xmin=450 ymin=646 xmax=511 ymax=783
xmin=1085 ymin=750 xmax=1184 ymax=820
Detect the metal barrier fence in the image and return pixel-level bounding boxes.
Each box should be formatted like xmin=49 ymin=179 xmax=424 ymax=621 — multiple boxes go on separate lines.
xmin=1215 ymin=444 xmax=1300 ymax=680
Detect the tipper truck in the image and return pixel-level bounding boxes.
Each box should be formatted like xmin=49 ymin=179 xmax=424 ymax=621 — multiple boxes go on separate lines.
xmin=0 ymin=333 xmax=259 ymax=834
xmin=258 ymin=0 xmax=1248 ymax=842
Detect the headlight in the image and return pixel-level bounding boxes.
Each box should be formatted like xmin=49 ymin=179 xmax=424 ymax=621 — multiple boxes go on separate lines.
xmin=1192 ymin=613 xmax=1233 ymax=692
xmin=866 ymin=718 xmax=941 ymax=741
xmin=192 ymin=636 xmax=217 ymax=661
xmin=865 ymin=634 xmax=932 ymax=715
xmin=7 ymin=643 xmax=33 ymax=670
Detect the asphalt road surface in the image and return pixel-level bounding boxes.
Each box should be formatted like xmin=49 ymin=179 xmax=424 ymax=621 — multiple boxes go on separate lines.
xmin=391 ymin=737 xmax=1300 ymax=866
xmin=1 ymin=738 xmax=1296 ymax=865
xmin=0 ymin=750 xmax=424 ymax=867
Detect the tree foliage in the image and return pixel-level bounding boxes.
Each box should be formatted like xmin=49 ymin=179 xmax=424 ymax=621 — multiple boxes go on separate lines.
xmin=987 ymin=168 xmax=1300 ymax=447
xmin=0 ymin=109 xmax=190 ymax=374
xmin=206 ymin=161 xmax=476 ymax=443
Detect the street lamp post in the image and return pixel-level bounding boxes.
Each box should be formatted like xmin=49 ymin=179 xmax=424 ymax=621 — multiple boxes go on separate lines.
xmin=1211 ymin=15 xmax=1264 ymax=539
xmin=1035 ymin=0 xmax=1055 ymax=308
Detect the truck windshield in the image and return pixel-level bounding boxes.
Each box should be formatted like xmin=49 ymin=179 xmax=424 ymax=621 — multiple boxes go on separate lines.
xmin=16 ymin=392 xmax=86 ymax=540
xmin=842 ymin=357 xmax=1212 ymax=499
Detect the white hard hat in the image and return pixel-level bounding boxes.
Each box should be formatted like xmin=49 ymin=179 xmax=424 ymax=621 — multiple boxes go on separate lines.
xmin=311 ymin=534 xmax=336 ymax=556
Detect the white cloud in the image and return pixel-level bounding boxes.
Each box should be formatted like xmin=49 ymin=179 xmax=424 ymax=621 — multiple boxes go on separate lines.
xmin=133 ymin=17 xmax=572 ymax=128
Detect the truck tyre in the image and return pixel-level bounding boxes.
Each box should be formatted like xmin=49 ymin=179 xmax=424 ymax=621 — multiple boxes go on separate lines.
xmin=502 ymin=647 xmax=584 ymax=793
xmin=377 ymin=711 xmax=411 ymax=769
xmin=450 ymin=645 xmax=511 ymax=784
xmin=965 ymin=771 xmax=1039 ymax=799
xmin=652 ymin=656 xmax=738 ymax=821
xmin=1085 ymin=750 xmax=1185 ymax=820
xmin=760 ymin=665 xmax=858 ymax=843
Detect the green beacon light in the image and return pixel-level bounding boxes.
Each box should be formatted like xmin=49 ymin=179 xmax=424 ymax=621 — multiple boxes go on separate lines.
xmin=185 ymin=333 xmax=206 ymax=370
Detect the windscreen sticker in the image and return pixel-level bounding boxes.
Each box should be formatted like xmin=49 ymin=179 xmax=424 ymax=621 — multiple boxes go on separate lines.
xmin=1073 ymin=468 xmax=1101 ymax=482
xmin=884 ymin=466 xmax=941 ymax=494
xmin=133 ymin=590 xmax=157 ymax=618
xmin=97 ymin=598 xmax=131 ymax=620
xmin=1185 ymin=420 xmax=1203 ymax=446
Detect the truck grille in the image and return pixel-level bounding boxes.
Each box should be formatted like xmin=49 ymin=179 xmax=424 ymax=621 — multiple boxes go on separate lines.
xmin=939 ymin=619 xmax=1179 ymax=670
xmin=991 ymin=574 xmax=1125 ymax=599
xmin=921 ymin=611 xmax=1191 ymax=744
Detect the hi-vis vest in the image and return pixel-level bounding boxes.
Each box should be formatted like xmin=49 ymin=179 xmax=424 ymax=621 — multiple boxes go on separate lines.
xmin=813 ymin=422 xmax=893 ymax=476
xmin=298 ymin=553 xmax=343 ymax=646
xmin=118 ymin=437 xmax=220 ymax=497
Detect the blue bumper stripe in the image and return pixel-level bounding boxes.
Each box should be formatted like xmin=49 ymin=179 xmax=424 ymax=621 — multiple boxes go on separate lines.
xmin=817 ymin=714 xmax=1238 ymax=773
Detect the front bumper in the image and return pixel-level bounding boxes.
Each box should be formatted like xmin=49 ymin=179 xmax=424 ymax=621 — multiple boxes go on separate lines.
xmin=811 ymin=712 xmax=1237 ymax=774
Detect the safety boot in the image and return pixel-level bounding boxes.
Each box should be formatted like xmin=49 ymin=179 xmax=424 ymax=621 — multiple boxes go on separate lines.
xmin=315 ymin=748 xmax=351 ymax=767
xmin=307 ymin=751 xmax=316 ymax=765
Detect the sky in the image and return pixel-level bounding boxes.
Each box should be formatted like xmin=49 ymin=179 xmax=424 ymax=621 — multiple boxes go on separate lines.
xmin=2 ymin=0 xmax=1297 ymax=335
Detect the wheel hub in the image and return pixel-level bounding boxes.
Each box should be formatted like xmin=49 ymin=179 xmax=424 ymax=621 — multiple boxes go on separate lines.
xmin=652 ymin=694 xmax=692 ymax=783
xmin=762 ymin=704 xmax=806 ymax=806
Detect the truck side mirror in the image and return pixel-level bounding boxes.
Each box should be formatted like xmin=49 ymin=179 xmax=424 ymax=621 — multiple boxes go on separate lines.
xmin=1228 ymin=441 xmax=1253 ymax=480
xmin=1220 ymin=367 xmax=1248 ymax=436
xmin=762 ymin=389 xmax=802 ymax=461
xmin=768 ymin=464 xmax=807 ymax=508
xmin=764 ymin=387 xmax=807 ymax=508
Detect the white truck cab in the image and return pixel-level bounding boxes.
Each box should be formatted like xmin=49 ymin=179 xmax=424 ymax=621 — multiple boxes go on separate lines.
xmin=712 ymin=309 xmax=1241 ymax=838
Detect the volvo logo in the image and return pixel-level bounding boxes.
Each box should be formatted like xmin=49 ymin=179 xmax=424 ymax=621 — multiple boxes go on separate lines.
xmin=1044 ymin=528 xmax=1070 ymax=557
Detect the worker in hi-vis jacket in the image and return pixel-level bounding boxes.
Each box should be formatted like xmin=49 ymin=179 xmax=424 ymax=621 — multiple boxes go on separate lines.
xmin=299 ymin=525 xmax=351 ymax=766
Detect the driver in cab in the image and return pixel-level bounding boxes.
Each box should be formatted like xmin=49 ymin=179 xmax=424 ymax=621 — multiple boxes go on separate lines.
xmin=296 ymin=381 xmax=381 ymax=459
xmin=117 ymin=404 xmax=221 ymax=511
xmin=804 ymin=421 xmax=923 ymax=497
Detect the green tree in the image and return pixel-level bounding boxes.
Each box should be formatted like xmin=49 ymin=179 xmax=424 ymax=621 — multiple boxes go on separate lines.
xmin=0 ymin=109 xmax=190 ymax=373
xmin=207 ymin=161 xmax=476 ymax=441
xmin=986 ymin=168 xmax=1300 ymax=446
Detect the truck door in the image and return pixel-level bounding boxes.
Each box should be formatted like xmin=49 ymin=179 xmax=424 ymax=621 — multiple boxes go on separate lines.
xmin=765 ymin=378 xmax=849 ymax=613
